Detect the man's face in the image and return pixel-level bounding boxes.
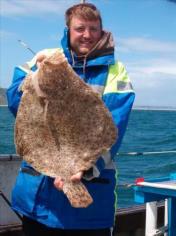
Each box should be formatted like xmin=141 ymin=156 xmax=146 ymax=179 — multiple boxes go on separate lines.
xmin=69 ymin=16 xmax=102 ymax=56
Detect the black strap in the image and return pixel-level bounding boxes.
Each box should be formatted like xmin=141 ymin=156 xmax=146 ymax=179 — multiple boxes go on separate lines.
xmin=21 ymin=167 xmax=40 ymax=176
xmin=84 ymin=177 xmax=110 ymax=184
xmin=21 ymin=167 xmax=109 ymax=184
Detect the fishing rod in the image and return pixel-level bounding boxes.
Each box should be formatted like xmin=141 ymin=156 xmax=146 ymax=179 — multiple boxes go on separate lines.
xmin=18 ymin=39 xmax=36 ymax=55
xmin=18 ymin=1 xmax=86 ymax=54
xmin=118 ymin=150 xmax=176 ymax=156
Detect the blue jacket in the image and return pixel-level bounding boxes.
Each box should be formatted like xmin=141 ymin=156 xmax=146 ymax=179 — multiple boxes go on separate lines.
xmin=7 ymin=29 xmax=135 ymax=229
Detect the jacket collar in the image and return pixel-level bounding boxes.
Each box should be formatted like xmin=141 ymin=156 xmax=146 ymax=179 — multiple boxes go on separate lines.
xmin=61 ymin=28 xmax=115 ymax=67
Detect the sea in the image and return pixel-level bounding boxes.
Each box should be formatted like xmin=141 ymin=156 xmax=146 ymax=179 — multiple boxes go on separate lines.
xmin=0 ymin=106 xmax=176 ymax=208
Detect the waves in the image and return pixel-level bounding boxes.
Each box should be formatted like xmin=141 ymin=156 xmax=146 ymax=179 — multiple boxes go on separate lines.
xmin=0 ymin=107 xmax=176 ymax=208
xmin=117 ymin=109 xmax=176 ymax=207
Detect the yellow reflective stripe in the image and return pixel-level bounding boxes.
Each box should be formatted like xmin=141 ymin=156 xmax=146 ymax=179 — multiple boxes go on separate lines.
xmin=103 ymin=62 xmax=134 ymax=95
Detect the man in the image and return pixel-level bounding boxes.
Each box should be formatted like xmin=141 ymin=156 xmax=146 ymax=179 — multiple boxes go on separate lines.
xmin=7 ymin=3 xmax=135 ymax=236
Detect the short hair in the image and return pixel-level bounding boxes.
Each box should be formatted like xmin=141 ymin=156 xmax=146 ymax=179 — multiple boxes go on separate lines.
xmin=65 ymin=3 xmax=102 ymax=29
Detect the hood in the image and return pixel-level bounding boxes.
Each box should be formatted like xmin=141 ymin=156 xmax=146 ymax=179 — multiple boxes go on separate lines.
xmin=85 ymin=30 xmax=114 ymax=59
xmin=61 ymin=28 xmax=115 ymax=67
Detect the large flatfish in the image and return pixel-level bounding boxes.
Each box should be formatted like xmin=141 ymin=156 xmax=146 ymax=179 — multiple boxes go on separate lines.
xmin=15 ymin=50 xmax=117 ymax=208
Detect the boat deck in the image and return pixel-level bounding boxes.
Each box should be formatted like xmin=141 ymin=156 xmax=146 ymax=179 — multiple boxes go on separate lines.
xmin=0 ymin=203 xmax=165 ymax=236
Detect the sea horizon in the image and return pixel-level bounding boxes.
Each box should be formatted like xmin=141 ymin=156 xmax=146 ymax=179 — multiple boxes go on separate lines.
xmin=133 ymin=105 xmax=176 ymax=111
xmin=1 ymin=104 xmax=176 ymax=111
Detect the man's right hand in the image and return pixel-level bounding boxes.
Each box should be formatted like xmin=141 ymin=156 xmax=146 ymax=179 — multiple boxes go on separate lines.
xmin=54 ymin=177 xmax=64 ymax=191
xmin=54 ymin=171 xmax=83 ymax=191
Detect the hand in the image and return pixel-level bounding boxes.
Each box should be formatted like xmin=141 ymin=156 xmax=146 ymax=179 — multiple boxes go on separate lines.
xmin=70 ymin=171 xmax=83 ymax=182
xmin=53 ymin=176 xmax=64 ymax=191
xmin=54 ymin=171 xmax=83 ymax=191
xmin=35 ymin=52 xmax=47 ymax=68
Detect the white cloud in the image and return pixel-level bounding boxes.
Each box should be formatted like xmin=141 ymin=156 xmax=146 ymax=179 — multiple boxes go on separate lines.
xmin=0 ymin=0 xmax=76 ymax=17
xmin=115 ymin=36 xmax=176 ymax=85
xmin=117 ymin=37 xmax=176 ymax=53
xmin=132 ymin=74 xmax=176 ymax=107
xmin=115 ymin=35 xmax=176 ymax=106
xmin=126 ymin=59 xmax=176 ymax=107
xmin=0 ymin=30 xmax=17 ymax=39
xmin=125 ymin=58 xmax=176 ymax=98
xmin=127 ymin=59 xmax=176 ymax=79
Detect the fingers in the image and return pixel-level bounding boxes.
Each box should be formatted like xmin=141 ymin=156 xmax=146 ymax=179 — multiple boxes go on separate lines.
xmin=54 ymin=176 xmax=64 ymax=190
xmin=54 ymin=171 xmax=83 ymax=191
xmin=36 ymin=52 xmax=47 ymax=68
xmin=70 ymin=171 xmax=83 ymax=182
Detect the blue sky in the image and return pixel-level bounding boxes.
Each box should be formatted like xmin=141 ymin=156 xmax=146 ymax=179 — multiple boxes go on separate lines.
xmin=1 ymin=0 xmax=176 ymax=107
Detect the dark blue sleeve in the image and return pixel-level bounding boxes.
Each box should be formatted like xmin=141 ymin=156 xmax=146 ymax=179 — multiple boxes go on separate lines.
xmin=6 ymin=67 xmax=27 ymax=117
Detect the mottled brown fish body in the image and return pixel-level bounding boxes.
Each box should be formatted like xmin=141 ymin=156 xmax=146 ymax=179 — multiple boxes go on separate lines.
xmin=15 ymin=50 xmax=117 ymax=208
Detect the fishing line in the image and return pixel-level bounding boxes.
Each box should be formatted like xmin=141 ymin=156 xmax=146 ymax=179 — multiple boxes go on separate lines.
xmin=117 ymin=150 xmax=176 ymax=188
xmin=118 ymin=150 xmax=176 ymax=156
xmin=18 ymin=39 xmax=36 ymax=55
